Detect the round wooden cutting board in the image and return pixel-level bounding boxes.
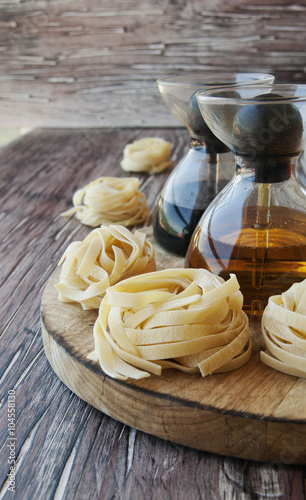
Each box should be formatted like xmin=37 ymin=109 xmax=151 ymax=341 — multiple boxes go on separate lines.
xmin=40 ymin=227 xmax=306 ymax=464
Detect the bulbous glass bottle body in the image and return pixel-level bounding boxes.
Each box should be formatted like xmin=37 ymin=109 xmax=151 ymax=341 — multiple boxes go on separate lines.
xmin=153 ymin=140 xmax=234 ymax=256
xmin=186 ymin=159 xmax=306 ymax=315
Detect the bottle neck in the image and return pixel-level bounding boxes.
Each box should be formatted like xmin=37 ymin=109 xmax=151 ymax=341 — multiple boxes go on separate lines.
xmin=190 ymin=134 xmax=230 ymax=154
xmin=235 ymin=154 xmax=299 ymax=183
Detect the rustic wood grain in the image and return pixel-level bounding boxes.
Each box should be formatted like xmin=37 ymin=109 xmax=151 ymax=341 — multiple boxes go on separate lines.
xmin=1 ymin=0 xmax=306 ymax=127
xmin=1 ymin=128 xmax=305 ymax=499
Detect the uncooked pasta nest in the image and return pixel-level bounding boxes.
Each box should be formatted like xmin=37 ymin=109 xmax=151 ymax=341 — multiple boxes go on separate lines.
xmin=55 ymin=225 xmax=156 ymax=310
xmin=61 ymin=176 xmax=149 ymax=227
xmin=88 ymin=268 xmax=252 ymax=380
xmin=261 ymin=279 xmax=306 ymax=378
xmin=120 ymin=137 xmax=173 ymax=174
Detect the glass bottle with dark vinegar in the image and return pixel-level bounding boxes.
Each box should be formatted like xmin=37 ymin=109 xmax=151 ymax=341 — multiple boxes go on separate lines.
xmin=153 ymin=137 xmax=233 ymax=256
xmin=186 ymin=84 xmax=306 ymax=315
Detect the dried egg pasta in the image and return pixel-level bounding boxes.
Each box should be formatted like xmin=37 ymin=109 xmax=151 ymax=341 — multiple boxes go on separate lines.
xmin=261 ymin=279 xmax=306 ymax=378
xmin=120 ymin=137 xmax=173 ymax=174
xmin=90 ymin=268 xmax=252 ymax=380
xmin=55 ymin=225 xmax=156 ymax=310
xmin=62 ymin=177 xmax=149 ymax=227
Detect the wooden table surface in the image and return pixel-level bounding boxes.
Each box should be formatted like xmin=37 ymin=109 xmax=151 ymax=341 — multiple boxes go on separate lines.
xmin=1 ymin=127 xmax=305 ymax=500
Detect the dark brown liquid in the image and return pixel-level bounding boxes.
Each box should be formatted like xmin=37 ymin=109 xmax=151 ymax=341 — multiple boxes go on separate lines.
xmin=153 ymin=180 xmax=229 ymax=256
xmin=186 ymin=206 xmax=306 ymax=315
xmin=153 ymin=198 xmax=205 ymax=256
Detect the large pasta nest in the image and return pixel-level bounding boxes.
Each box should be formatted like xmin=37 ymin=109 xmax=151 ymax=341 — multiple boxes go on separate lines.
xmin=89 ymin=268 xmax=252 ymax=380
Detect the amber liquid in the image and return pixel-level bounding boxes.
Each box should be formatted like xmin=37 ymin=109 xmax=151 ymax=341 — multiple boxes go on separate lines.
xmin=186 ymin=206 xmax=306 ymax=315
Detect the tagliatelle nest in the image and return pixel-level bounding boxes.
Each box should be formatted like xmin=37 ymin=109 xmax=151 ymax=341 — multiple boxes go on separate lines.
xmin=88 ymin=268 xmax=252 ymax=380
xmin=61 ymin=176 xmax=149 ymax=227
xmin=55 ymin=225 xmax=156 ymax=310
xmin=261 ymin=279 xmax=306 ymax=378
xmin=120 ymin=137 xmax=173 ymax=174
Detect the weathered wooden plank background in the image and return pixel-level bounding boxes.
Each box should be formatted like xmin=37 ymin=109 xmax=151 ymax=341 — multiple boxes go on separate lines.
xmin=0 ymin=0 xmax=306 ymax=128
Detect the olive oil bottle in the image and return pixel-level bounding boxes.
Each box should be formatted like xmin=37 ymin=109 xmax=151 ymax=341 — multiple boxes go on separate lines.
xmin=188 ymin=84 xmax=306 ymax=315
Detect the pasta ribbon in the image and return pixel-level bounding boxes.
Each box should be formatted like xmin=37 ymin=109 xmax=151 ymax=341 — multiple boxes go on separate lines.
xmin=61 ymin=176 xmax=149 ymax=227
xmin=261 ymin=279 xmax=306 ymax=378
xmin=120 ymin=137 xmax=173 ymax=174
xmin=90 ymin=268 xmax=252 ymax=380
xmin=55 ymin=225 xmax=156 ymax=310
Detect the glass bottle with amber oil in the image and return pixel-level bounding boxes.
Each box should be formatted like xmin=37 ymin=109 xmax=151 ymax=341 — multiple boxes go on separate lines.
xmin=186 ymin=85 xmax=306 ymax=315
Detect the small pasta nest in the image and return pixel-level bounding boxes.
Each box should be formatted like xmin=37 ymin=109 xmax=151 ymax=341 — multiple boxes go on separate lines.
xmin=88 ymin=268 xmax=252 ymax=380
xmin=61 ymin=176 xmax=149 ymax=227
xmin=261 ymin=279 xmax=306 ymax=378
xmin=120 ymin=137 xmax=173 ymax=174
xmin=55 ymin=225 xmax=156 ymax=310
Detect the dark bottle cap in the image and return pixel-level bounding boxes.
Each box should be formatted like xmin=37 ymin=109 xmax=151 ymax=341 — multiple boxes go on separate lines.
xmin=187 ymin=92 xmax=230 ymax=153
xmin=233 ymin=93 xmax=303 ymax=182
